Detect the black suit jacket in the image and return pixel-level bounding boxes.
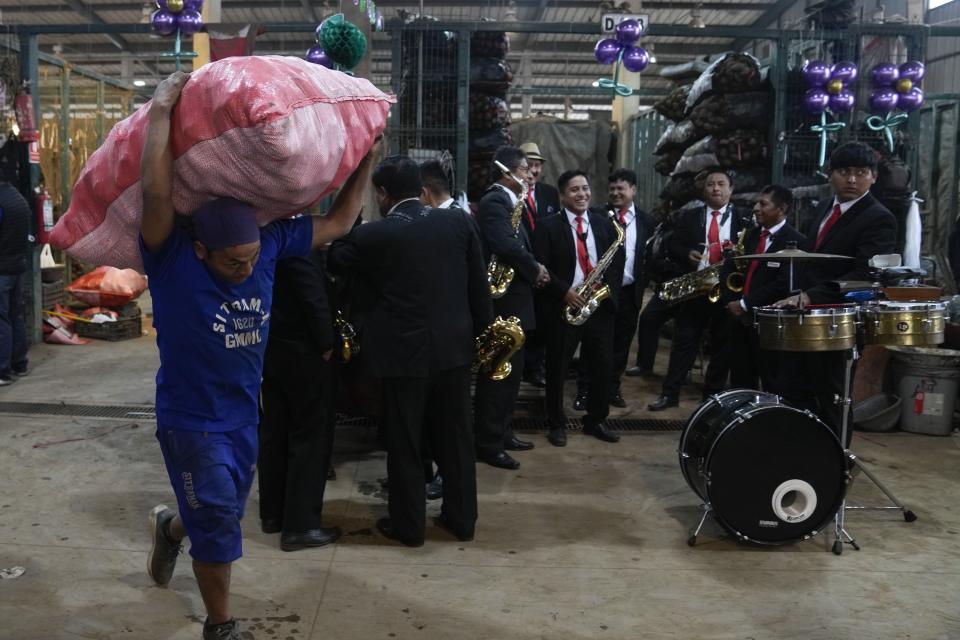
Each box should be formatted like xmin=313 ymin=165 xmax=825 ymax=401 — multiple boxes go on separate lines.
xmin=327 ymin=199 xmax=494 ymax=378
xmin=534 ymin=209 xmax=625 ymax=325
xmin=269 ymin=250 xmax=336 ymax=351
xmin=476 ymin=185 xmax=540 ymax=330
xmin=669 ymin=203 xmax=753 ymax=274
xmin=520 ymin=182 xmax=561 ymax=237
xmin=725 ymin=222 xmax=807 ymax=310
xmin=799 ymin=192 xmax=897 ymax=304
xmin=608 ymin=204 xmax=655 ymax=306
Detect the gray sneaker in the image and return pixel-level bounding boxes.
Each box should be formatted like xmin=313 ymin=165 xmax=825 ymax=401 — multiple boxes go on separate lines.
xmin=203 ymin=618 xmax=240 ymax=640
xmin=147 ymin=504 xmax=181 ymax=586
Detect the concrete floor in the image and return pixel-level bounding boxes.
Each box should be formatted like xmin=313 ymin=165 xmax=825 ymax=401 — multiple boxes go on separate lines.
xmin=1 ymin=327 xmax=960 ymax=640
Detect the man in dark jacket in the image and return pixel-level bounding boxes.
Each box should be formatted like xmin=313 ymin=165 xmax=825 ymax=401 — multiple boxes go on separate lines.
xmin=473 ymin=146 xmax=546 ymax=470
xmin=773 ymin=142 xmax=896 ymax=437
xmin=535 ymin=170 xmax=624 ymax=447
xmin=0 ymin=181 xmax=30 ymax=386
xmin=257 ymin=248 xmax=342 ymax=551
xmin=328 ymin=155 xmax=493 ymax=547
xmin=723 ymin=185 xmax=805 ymax=390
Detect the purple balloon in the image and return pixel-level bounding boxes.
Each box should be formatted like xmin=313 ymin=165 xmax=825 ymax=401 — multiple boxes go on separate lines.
xmin=151 ymin=9 xmax=177 ymax=36
xmin=899 ymin=60 xmax=925 ymax=84
xmin=830 ymin=61 xmax=858 ymax=85
xmin=869 ymin=89 xmax=899 ymax=114
xmin=615 ymin=19 xmax=644 ymax=46
xmin=306 ymin=45 xmax=333 ymax=68
xmin=183 ymin=0 xmax=202 ymax=11
xmin=802 ymin=60 xmax=831 ymax=88
xmin=594 ymin=38 xmax=622 ymax=65
xmin=803 ymin=88 xmax=830 ymax=115
xmin=898 ymin=87 xmax=924 ymax=112
xmin=621 ymin=46 xmax=650 ymax=73
xmin=828 ymin=89 xmax=856 ymax=114
xmin=176 ymin=9 xmax=203 ymax=35
xmin=871 ymin=63 xmax=899 ymax=88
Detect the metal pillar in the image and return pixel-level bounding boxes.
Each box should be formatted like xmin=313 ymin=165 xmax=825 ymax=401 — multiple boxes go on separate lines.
xmin=96 ymin=80 xmax=105 ymax=146
xmin=455 ymin=29 xmax=470 ymax=197
xmin=59 ymin=65 xmax=71 ymax=214
xmin=18 ymin=32 xmax=42 ymax=345
xmin=770 ymin=35 xmax=789 ymax=185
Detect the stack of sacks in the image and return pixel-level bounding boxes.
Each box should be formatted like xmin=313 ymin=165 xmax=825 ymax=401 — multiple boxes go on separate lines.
xmin=51 ymin=55 xmax=394 ymax=272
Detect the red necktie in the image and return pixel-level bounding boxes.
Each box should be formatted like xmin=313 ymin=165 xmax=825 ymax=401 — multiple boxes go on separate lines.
xmin=815 ymin=204 xmax=842 ymax=250
xmin=742 ymin=228 xmax=769 ymax=296
xmin=576 ymin=216 xmax=593 ymax=276
xmin=525 ymin=189 xmax=537 ymax=231
xmin=707 ymin=211 xmax=722 ymax=264
xmin=619 ymin=207 xmax=629 ymax=226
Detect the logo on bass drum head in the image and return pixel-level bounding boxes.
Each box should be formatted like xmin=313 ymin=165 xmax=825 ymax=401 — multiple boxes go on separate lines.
xmin=897 ymin=321 xmax=910 ymax=332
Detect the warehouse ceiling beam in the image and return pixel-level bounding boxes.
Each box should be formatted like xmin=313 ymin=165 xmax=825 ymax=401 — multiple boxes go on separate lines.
xmin=299 ymin=0 xmax=319 ymax=24
xmin=730 ymin=0 xmax=800 ymax=49
xmin=63 ymin=0 xmax=131 ymax=51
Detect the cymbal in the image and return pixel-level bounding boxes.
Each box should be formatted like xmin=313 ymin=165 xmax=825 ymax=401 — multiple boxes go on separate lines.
xmin=734 ymin=249 xmax=855 ymax=262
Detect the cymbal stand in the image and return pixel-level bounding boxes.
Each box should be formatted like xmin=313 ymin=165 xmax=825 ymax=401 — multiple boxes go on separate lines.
xmin=832 ymin=345 xmax=917 ymax=556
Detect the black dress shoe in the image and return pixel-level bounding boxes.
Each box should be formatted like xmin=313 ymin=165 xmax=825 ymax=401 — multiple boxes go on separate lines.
xmin=434 ymin=516 xmax=474 ymax=542
xmin=480 ymin=451 xmax=520 ymax=470
xmin=504 ymin=435 xmax=534 ymax=451
xmin=547 ymin=428 xmax=567 ymax=447
xmin=609 ymin=392 xmax=627 ymax=408
xmin=523 ymin=372 xmax=546 ymax=388
xmin=426 ymin=474 xmax=443 ymax=500
xmin=584 ymin=423 xmax=621 ymax=443
xmin=573 ymin=392 xmax=588 ymax=411
xmin=648 ymin=395 xmax=679 ymax=411
xmin=261 ymin=518 xmax=282 ymax=534
xmin=375 ymin=517 xmax=424 ymax=547
xmin=280 ymin=526 xmax=342 ymax=551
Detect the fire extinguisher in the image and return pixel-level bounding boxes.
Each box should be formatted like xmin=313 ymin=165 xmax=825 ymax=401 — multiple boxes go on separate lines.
xmin=36 ymin=188 xmax=53 ymax=244
xmin=14 ymin=86 xmax=40 ymax=143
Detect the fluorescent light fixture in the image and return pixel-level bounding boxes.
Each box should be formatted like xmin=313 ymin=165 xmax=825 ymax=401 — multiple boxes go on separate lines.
xmin=929 ymin=0 xmax=953 ymax=9
xmin=133 ymin=79 xmax=147 ymax=87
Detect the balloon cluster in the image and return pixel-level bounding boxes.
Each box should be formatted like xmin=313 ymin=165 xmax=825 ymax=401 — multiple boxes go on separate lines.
xmin=801 ymin=60 xmax=858 ymax=115
xmin=151 ymin=0 xmax=203 ymax=37
xmin=592 ymin=19 xmax=649 ymax=97
xmin=868 ymin=61 xmax=925 ymax=114
xmin=307 ymin=12 xmax=377 ymax=70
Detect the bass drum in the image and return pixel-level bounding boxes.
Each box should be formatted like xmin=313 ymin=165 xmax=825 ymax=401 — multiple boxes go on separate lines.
xmin=679 ymin=390 xmax=848 ymax=545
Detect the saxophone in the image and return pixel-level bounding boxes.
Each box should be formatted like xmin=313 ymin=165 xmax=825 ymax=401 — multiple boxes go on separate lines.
xmin=333 ymin=310 xmax=359 ymax=363
xmin=487 ymin=160 xmax=528 ymax=298
xmin=563 ymin=211 xmax=626 ymax=326
xmin=658 ymin=228 xmax=747 ymax=306
xmin=472 ymin=315 xmax=526 ymax=380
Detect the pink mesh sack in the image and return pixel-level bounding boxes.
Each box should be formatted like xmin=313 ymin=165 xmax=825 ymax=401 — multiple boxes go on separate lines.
xmin=50 ymin=56 xmax=395 ymax=272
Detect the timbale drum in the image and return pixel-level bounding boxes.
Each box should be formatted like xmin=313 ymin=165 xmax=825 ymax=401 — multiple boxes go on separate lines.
xmin=860 ymin=300 xmax=946 ymax=346
xmin=679 ymin=390 xmax=848 ymax=545
xmin=754 ymin=304 xmax=859 ymax=352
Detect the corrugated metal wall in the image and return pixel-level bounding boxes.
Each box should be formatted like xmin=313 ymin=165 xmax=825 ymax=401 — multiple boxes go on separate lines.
xmin=927 ymin=2 xmax=960 ymax=95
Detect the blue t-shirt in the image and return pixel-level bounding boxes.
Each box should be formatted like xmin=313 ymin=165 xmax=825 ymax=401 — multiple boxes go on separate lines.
xmin=140 ymin=217 xmax=313 ymax=432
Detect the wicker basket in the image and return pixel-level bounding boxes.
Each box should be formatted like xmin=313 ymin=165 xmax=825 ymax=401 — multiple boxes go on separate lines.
xmin=41 ymin=281 xmax=64 ymax=310
xmin=76 ymin=304 xmax=143 ymax=342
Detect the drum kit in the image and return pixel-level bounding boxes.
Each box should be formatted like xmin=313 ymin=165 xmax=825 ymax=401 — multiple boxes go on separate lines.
xmin=680 ymin=248 xmax=943 ymax=555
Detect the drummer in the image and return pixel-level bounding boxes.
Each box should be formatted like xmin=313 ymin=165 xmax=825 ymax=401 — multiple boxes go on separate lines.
xmin=772 ymin=142 xmax=897 ymax=441
xmin=723 ymin=185 xmax=805 ymax=391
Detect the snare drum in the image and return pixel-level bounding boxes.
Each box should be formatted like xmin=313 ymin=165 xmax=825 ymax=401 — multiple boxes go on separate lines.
xmin=860 ymin=301 xmax=946 ymax=346
xmin=754 ymin=305 xmax=858 ymax=352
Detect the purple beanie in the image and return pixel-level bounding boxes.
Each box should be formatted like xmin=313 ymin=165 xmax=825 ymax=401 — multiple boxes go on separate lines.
xmin=191 ymin=197 xmax=260 ymax=249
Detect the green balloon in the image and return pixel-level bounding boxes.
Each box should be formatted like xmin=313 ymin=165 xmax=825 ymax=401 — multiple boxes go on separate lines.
xmin=319 ymin=13 xmax=368 ymax=70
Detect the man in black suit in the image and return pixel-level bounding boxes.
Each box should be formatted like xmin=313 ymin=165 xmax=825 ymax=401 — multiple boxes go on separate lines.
xmin=649 ymin=167 xmax=751 ymax=411
xmin=420 ymin=159 xmax=466 ymax=213
xmin=723 ymin=185 xmax=805 ymax=390
xmin=535 ymin=170 xmax=624 ymax=446
xmin=473 ymin=147 xmax=546 ymax=470
xmin=258 ymin=249 xmax=341 ymax=551
xmin=328 ymin=155 xmax=493 ymax=547
xmin=773 ymin=143 xmax=897 ymax=437
xmin=574 ymin=169 xmax=654 ymax=409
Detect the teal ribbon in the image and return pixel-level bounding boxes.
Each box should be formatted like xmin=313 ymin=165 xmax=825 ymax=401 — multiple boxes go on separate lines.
xmin=866 ymin=112 xmax=910 ymax=152
xmin=594 ymin=49 xmax=634 ymax=98
xmin=810 ymin=112 xmax=846 ymax=169
xmin=159 ymin=29 xmax=198 ymax=71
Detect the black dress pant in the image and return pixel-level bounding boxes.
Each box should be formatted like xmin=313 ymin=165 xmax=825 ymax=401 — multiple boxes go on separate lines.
xmin=474 ymin=347 xmax=524 ymax=458
xmin=635 ymin=292 xmax=670 ymax=371
xmin=774 ymin=351 xmax=854 ymax=447
xmin=381 ymin=366 xmax=477 ymax=543
xmin=258 ymin=336 xmax=337 ymax=532
xmin=545 ymin=304 xmax=615 ymax=430
xmin=728 ymin=318 xmax=780 ymax=391
xmin=661 ymin=298 xmax=730 ymax=399
xmin=576 ymin=287 xmax=640 ymax=397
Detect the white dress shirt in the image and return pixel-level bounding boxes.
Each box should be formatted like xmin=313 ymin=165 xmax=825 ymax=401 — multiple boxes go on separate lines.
xmin=616 ymin=205 xmax=638 ymax=286
xmin=700 ymin=204 xmax=733 ymax=271
xmin=386 ymin=197 xmax=421 ymax=217
xmin=438 ymin=197 xmax=456 ymax=209
xmin=739 ymin=218 xmax=787 ymax=310
xmin=565 ymin=209 xmax=598 ymax=289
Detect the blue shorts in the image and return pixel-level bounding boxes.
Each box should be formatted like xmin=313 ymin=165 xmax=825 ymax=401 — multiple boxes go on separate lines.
xmin=155 ymin=424 xmax=258 ymax=564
